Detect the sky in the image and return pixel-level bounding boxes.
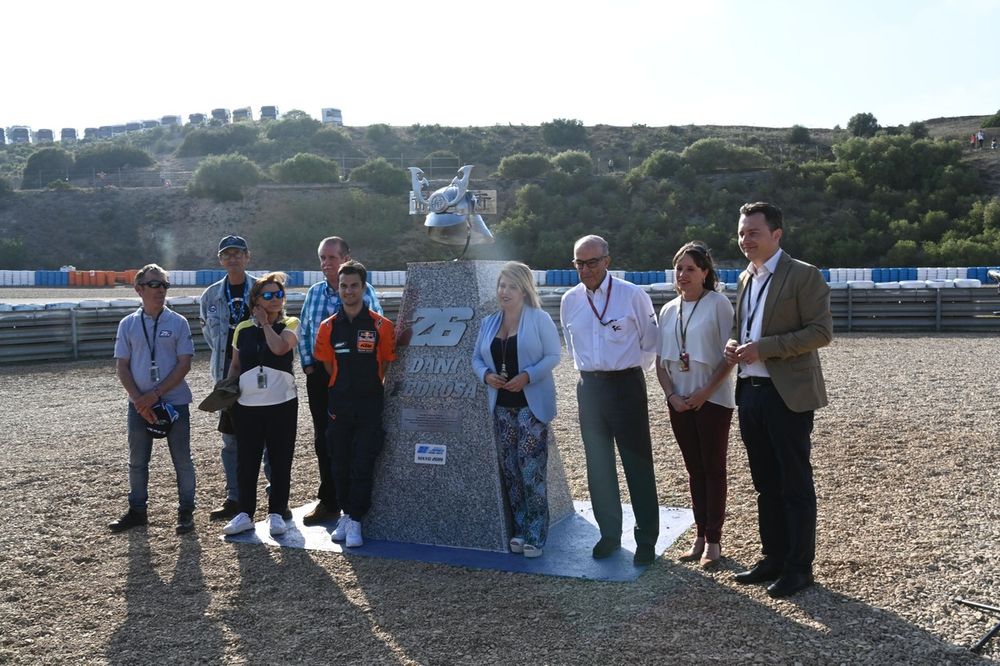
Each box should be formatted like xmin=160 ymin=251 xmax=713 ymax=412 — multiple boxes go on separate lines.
xmin=4 ymin=0 xmax=999 ymax=133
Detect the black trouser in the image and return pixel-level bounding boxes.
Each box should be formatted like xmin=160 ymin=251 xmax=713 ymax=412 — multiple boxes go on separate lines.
xmin=576 ymin=368 xmax=660 ymax=547
xmin=737 ymin=378 xmax=816 ymax=572
xmin=326 ymin=392 xmax=385 ymax=521
xmin=233 ymin=400 xmax=297 ymax=518
xmin=306 ymin=366 xmax=339 ymax=512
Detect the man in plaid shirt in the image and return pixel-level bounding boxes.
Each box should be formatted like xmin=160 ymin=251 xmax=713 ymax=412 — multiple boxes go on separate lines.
xmin=298 ymin=236 xmax=382 ymax=525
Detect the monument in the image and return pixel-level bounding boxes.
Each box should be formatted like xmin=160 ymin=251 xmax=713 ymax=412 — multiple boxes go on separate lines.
xmin=363 ymin=167 xmax=573 ymax=551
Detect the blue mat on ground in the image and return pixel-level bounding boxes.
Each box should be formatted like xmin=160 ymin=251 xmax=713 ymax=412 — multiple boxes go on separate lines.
xmin=223 ymin=501 xmax=693 ymax=582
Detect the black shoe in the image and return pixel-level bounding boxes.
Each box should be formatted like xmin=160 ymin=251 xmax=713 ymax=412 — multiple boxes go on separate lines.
xmin=209 ymin=499 xmax=239 ymax=521
xmin=633 ymin=544 xmax=656 ymax=566
xmin=281 ymin=507 xmax=293 ymax=521
xmin=109 ymin=509 xmax=148 ymax=533
xmin=592 ymin=537 xmax=621 ymax=560
xmin=303 ymin=502 xmax=336 ymax=526
xmin=767 ymin=571 xmax=814 ymax=598
xmin=176 ymin=509 xmax=195 ymax=535
xmin=734 ymin=560 xmax=782 ymax=585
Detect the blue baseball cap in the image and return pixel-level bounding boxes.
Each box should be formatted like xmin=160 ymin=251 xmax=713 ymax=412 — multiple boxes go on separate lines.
xmin=146 ymin=402 xmax=179 ymax=439
xmin=218 ymin=235 xmax=249 ymax=254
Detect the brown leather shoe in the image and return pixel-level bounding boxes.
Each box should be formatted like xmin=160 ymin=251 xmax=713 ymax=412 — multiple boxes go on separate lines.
xmin=302 ymin=502 xmax=336 ymax=526
xmin=209 ymin=499 xmax=239 ymax=521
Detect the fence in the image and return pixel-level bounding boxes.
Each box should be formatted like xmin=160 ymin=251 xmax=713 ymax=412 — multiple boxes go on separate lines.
xmin=2 ymin=287 xmax=999 ymax=365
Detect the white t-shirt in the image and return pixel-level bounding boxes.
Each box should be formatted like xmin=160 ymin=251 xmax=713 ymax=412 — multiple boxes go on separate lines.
xmin=658 ymin=289 xmax=735 ymax=409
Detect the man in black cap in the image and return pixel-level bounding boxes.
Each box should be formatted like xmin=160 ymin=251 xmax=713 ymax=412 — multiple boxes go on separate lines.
xmin=199 ymin=235 xmax=279 ymax=520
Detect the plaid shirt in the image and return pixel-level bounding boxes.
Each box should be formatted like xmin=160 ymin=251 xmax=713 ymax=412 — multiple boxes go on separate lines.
xmin=298 ymin=279 xmax=382 ymax=369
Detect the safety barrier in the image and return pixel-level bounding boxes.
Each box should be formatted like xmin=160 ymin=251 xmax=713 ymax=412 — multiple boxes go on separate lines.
xmin=2 ymin=287 xmax=1000 ymax=365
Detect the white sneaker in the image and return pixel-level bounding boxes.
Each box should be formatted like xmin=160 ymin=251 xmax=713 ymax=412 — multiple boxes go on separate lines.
xmin=267 ymin=513 xmax=286 ymax=536
xmin=345 ymin=518 xmax=363 ymax=547
xmin=509 ymin=537 xmax=525 ymax=554
xmin=331 ymin=515 xmax=349 ymax=542
xmin=523 ymin=544 xmax=543 ymax=558
xmin=223 ymin=512 xmax=253 ymax=535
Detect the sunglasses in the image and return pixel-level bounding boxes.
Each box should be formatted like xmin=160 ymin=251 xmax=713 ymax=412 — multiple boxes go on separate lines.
xmin=572 ymin=256 xmax=607 ymax=270
xmin=260 ymin=289 xmax=285 ymax=301
xmin=140 ymin=280 xmax=170 ymax=290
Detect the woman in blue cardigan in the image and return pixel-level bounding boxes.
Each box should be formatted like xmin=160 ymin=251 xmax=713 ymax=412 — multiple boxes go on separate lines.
xmin=472 ymin=262 xmax=561 ymax=558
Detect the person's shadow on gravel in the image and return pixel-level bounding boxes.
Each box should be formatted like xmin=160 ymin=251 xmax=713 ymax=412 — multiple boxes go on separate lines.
xmin=106 ymin=529 xmax=223 ymax=664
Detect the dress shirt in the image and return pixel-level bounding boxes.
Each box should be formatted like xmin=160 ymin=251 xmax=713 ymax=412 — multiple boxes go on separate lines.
xmin=560 ymin=272 xmax=658 ymax=372
xmin=739 ymin=248 xmax=783 ymax=378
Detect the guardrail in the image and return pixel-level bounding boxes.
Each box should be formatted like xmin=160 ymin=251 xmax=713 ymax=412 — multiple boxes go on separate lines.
xmin=2 ymin=287 xmax=999 ymax=365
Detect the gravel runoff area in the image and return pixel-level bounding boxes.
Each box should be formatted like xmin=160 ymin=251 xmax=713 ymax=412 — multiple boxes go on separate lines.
xmin=1 ymin=334 xmax=998 ymax=665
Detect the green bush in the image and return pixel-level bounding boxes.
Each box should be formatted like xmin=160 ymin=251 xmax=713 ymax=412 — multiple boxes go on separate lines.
xmin=74 ymin=144 xmax=154 ymax=175
xmin=23 ymin=147 xmax=74 ymax=188
xmin=552 ymin=150 xmax=593 ymax=176
xmin=271 ymin=153 xmax=340 ymax=184
xmin=980 ymin=109 xmax=1000 ymax=128
xmin=639 ymin=149 xmax=684 ymax=179
xmin=188 ymin=154 xmax=262 ymax=202
xmin=540 ymin=118 xmax=587 ymax=147
xmin=681 ymin=138 xmax=768 ymax=173
xmin=348 ymin=157 xmax=408 ymax=195
xmin=310 ymin=127 xmax=352 ymax=155
xmin=46 ymin=179 xmax=76 ymax=190
xmin=497 ymin=153 xmax=552 ymax=178
xmin=176 ymin=124 xmax=260 ymax=157
xmin=908 ymin=121 xmax=929 ymax=139
xmin=847 ymin=112 xmax=879 ymax=138
xmin=0 ymin=177 xmax=12 ymax=197
xmin=0 ymin=237 xmax=26 ymax=267
xmin=266 ymin=111 xmax=322 ymax=141
xmin=788 ymin=125 xmax=811 ymax=144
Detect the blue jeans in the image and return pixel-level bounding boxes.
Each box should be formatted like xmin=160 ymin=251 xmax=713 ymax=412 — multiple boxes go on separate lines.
xmin=127 ymin=403 xmax=196 ymax=512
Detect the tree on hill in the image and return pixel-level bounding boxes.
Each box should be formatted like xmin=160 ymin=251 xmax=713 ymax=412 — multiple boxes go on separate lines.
xmin=847 ymin=112 xmax=880 ymax=137
xmin=22 ymin=147 xmax=74 ymax=189
xmin=73 ymin=144 xmax=154 ymax=176
xmin=176 ymin=124 xmax=260 ymax=157
xmin=272 ymin=153 xmax=340 ymax=184
xmin=541 ymin=118 xmax=587 ymax=147
xmin=266 ymin=111 xmax=322 ymax=141
xmin=497 ymin=153 xmax=553 ymax=178
xmin=188 ymin=154 xmax=262 ymax=202
xmin=788 ymin=125 xmax=812 ymax=144
xmin=681 ymin=138 xmax=769 ymax=173
xmin=348 ymin=157 xmax=408 ymax=195
xmin=981 ymin=109 xmax=1000 ymax=128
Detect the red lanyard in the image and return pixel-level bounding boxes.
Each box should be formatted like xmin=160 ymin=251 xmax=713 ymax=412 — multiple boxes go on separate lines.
xmin=586 ymin=275 xmax=613 ymax=325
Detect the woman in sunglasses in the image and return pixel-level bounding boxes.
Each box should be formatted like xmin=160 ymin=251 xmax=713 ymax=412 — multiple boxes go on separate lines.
xmin=222 ymin=272 xmax=301 ymax=537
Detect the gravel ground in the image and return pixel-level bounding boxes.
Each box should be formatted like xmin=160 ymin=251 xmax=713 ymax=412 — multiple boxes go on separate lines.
xmin=1 ymin=333 xmax=998 ymax=665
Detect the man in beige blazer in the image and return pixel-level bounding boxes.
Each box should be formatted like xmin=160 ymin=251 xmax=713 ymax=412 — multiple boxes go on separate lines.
xmin=724 ymin=202 xmax=833 ymax=598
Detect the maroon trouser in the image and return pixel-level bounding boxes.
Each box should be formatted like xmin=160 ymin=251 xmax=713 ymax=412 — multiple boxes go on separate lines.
xmin=667 ymin=400 xmax=733 ymax=543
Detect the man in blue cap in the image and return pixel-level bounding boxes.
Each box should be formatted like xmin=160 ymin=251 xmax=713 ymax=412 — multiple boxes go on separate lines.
xmin=199 ymin=235 xmax=280 ymax=520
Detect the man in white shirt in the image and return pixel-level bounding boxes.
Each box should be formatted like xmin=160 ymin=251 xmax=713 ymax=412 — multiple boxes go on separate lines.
xmin=560 ymin=235 xmax=660 ymax=566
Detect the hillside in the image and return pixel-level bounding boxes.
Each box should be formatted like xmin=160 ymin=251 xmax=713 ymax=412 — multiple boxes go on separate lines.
xmin=1 ymin=113 xmax=999 ymax=271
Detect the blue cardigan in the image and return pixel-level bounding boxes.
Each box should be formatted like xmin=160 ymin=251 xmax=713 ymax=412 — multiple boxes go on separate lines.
xmin=472 ymin=306 xmax=561 ymax=424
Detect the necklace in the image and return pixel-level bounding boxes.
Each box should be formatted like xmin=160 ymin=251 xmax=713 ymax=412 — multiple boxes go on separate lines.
xmin=675 ymin=291 xmax=706 ymax=372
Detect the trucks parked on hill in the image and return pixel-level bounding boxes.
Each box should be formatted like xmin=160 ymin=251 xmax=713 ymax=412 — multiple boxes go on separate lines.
xmin=8 ymin=126 xmax=31 ymax=144
xmin=321 ymin=108 xmax=343 ymax=125
xmin=210 ymin=108 xmax=231 ymax=124
xmin=232 ymin=107 xmax=252 ymax=122
xmin=160 ymin=115 xmax=182 ymax=127
xmin=260 ymin=105 xmax=279 ymax=121
xmin=60 ymin=128 xmax=77 ymax=142
xmin=35 ymin=129 xmax=54 ymax=143
xmin=188 ymin=113 xmax=206 ymax=126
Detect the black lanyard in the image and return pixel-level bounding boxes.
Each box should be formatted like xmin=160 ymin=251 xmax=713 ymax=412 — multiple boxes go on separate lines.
xmin=139 ymin=309 xmax=162 ymax=364
xmin=675 ymin=292 xmax=705 ymax=354
xmin=225 ymin=279 xmax=248 ymax=328
xmin=743 ymin=273 xmax=773 ymax=341
xmin=586 ymin=275 xmax=614 ymax=325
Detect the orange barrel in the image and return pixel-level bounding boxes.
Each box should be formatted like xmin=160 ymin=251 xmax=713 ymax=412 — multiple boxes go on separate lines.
xmin=69 ymin=271 xmax=79 ymax=286
xmin=81 ymin=271 xmax=91 ymax=286
xmin=95 ymin=271 xmax=107 ymax=287
xmin=105 ymin=271 xmax=116 ymax=285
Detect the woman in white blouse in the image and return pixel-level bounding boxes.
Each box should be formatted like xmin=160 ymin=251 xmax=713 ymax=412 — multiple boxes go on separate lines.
xmin=655 ymin=242 xmax=736 ymax=568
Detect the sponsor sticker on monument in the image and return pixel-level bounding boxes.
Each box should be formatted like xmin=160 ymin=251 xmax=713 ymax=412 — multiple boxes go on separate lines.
xmin=414 ymin=443 xmax=447 ymax=465
xmin=401 ymin=408 xmax=463 ymax=433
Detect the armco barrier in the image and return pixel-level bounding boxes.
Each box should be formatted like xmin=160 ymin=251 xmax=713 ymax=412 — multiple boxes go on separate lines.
xmin=3 ymin=287 xmax=1000 ymax=365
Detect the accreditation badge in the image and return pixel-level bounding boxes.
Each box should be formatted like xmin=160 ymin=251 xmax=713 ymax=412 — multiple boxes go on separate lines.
xmin=679 ymin=352 xmax=690 ymax=372
xmin=357 ymin=330 xmax=376 ymax=353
